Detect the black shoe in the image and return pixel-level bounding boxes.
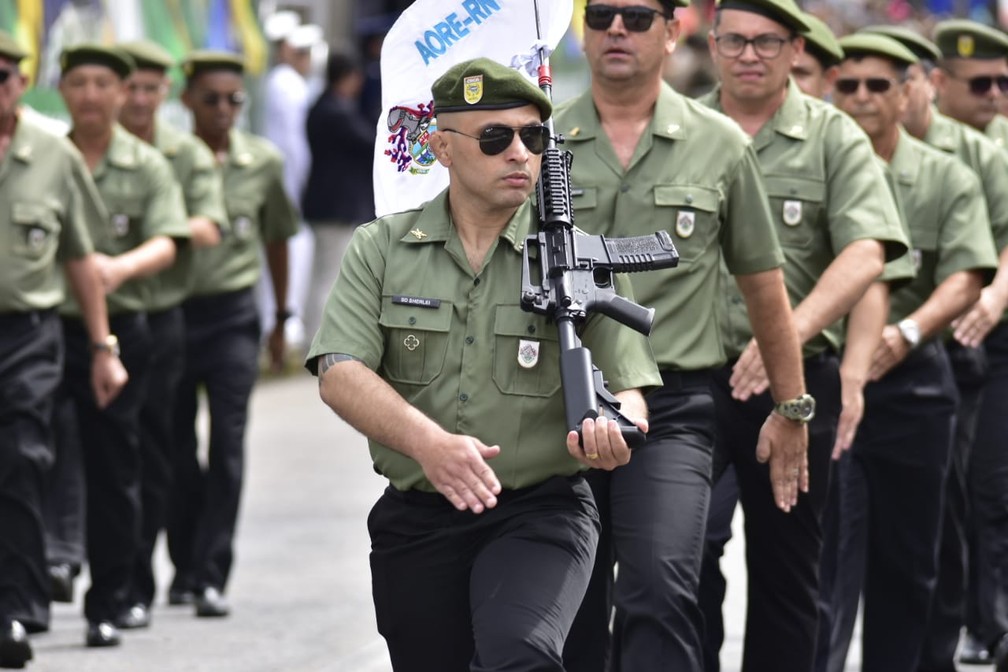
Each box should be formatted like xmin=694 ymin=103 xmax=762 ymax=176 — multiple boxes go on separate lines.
xmin=194 ymin=587 xmax=230 ymax=618
xmin=85 ymin=621 xmax=121 ymax=648
xmin=994 ymin=633 xmax=1008 ymax=672
xmin=960 ymin=631 xmax=992 ymax=665
xmin=167 ymin=589 xmax=195 ymax=606
xmin=115 ymin=604 xmax=150 ymax=630
xmin=49 ymin=564 xmax=76 ymax=604
xmin=0 ymin=621 xmax=32 ymax=669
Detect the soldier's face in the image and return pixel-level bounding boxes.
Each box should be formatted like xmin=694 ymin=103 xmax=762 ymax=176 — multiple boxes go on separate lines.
xmin=183 ymin=71 xmax=244 ymax=136
xmin=0 ymin=56 xmax=26 ymax=119
xmin=710 ymin=10 xmax=803 ymax=105
xmin=121 ymin=69 xmax=168 ymax=127
xmin=581 ymin=0 xmax=679 ymax=85
xmin=59 ymin=65 xmax=127 ymax=133
xmin=932 ymin=57 xmax=1008 ymax=131
xmin=833 ymin=56 xmax=907 ymax=147
xmin=901 ymin=63 xmax=934 ymax=125
xmin=791 ymin=52 xmax=835 ymax=100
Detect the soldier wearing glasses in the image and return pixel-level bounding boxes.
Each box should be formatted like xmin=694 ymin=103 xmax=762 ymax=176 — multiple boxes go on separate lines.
xmin=168 ymin=51 xmax=297 ymax=619
xmin=555 ymin=1 xmax=812 ymax=670
xmin=697 ymin=1 xmax=909 ymax=671
xmin=308 ymin=57 xmax=659 ymax=671
xmin=821 ymin=33 xmax=998 ymax=672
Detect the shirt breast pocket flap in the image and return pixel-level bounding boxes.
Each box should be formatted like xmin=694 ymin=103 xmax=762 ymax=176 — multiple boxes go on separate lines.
xmin=11 ymin=202 xmax=59 ymax=260
xmin=570 ymin=187 xmax=597 ymax=212
xmin=654 ymin=185 xmax=718 ymax=263
xmin=763 ymin=176 xmax=825 ymax=247
xmin=492 ymin=305 xmax=561 ymax=398
xmin=379 ymin=299 xmax=452 ymax=385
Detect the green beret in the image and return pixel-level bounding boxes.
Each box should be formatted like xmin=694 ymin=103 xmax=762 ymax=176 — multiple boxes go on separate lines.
xmin=432 ymin=57 xmax=552 ymax=122
xmin=60 ymin=44 xmax=135 ymax=78
xmin=838 ymin=33 xmax=919 ymax=67
xmin=860 ymin=25 xmax=941 ymax=62
xmin=716 ymin=0 xmax=810 ymax=33
xmin=799 ymin=13 xmax=843 ymax=67
xmin=119 ymin=40 xmax=174 ymax=71
xmin=181 ymin=50 xmax=244 ymax=80
xmin=0 ymin=30 xmax=28 ymax=63
xmin=933 ymin=19 xmax=1008 ymax=60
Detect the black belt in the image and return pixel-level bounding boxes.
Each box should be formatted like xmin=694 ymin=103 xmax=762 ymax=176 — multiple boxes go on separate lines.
xmin=0 ymin=308 xmax=54 ymax=328
xmin=658 ymin=368 xmax=715 ymax=391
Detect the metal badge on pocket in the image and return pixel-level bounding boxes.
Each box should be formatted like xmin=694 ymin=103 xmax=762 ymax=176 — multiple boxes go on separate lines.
xmin=675 ymin=210 xmax=695 ymax=239
xmin=112 ymin=213 xmax=130 ymax=237
xmin=782 ymin=200 xmax=802 ymax=226
xmin=404 ymin=334 xmax=420 ymax=351
xmin=27 ymin=226 xmax=47 ymax=252
xmin=234 ymin=216 xmax=252 ymax=239
xmin=517 ymin=339 xmax=540 ymax=368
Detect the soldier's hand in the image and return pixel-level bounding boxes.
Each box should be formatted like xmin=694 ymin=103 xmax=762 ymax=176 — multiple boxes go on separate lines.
xmin=832 ymin=376 xmax=864 ymax=460
xmin=567 ymin=415 xmax=645 ymax=470
xmin=189 ymin=217 xmax=222 ymax=248
xmin=91 ymin=351 xmax=128 ymax=409
xmin=755 ymin=411 xmax=808 ymax=512
xmin=268 ymin=323 xmax=285 ymax=373
xmin=868 ymin=324 xmax=908 ymax=381
xmin=953 ymin=286 xmax=1005 ymax=348
xmin=417 ymin=435 xmax=502 ymax=514
xmin=729 ymin=339 xmax=769 ymax=401
xmin=91 ymin=253 xmax=129 ymax=294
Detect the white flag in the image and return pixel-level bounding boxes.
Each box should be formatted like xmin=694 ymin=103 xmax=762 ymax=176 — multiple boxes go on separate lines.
xmin=373 ymin=0 xmax=572 ymax=218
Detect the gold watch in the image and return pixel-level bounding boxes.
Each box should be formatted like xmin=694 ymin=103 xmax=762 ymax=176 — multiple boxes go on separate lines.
xmin=91 ymin=334 xmax=120 ymax=358
xmin=773 ymin=393 xmax=816 ymax=423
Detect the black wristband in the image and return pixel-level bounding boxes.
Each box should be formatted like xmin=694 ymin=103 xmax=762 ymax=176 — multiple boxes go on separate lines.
xmin=275 ymin=309 xmax=293 ymax=323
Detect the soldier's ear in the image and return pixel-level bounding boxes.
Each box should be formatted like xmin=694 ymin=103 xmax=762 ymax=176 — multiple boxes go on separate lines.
xmin=430 ymin=131 xmax=452 ymax=167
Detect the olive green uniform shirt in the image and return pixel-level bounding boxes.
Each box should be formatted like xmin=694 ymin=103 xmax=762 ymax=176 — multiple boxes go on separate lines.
xmin=986 ymin=114 xmax=1008 ymax=150
xmin=146 ymin=121 xmax=228 ymax=311
xmin=554 ymin=83 xmax=785 ymax=371
xmin=306 ymin=192 xmax=662 ymax=492
xmin=189 ymin=129 xmax=298 ymax=297
xmin=0 ymin=113 xmax=97 ymax=312
xmin=60 ymin=124 xmax=187 ymax=317
xmin=887 ymin=130 xmax=997 ymax=322
xmin=699 ymin=81 xmax=909 ymax=358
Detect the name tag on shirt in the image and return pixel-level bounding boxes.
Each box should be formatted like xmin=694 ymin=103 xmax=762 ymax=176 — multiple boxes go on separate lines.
xmin=392 ymin=295 xmax=441 ymax=309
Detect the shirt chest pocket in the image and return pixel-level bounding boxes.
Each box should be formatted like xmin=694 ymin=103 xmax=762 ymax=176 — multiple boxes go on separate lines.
xmin=492 ymin=305 xmax=561 ymax=398
xmin=227 ymin=208 xmax=258 ymax=243
xmin=10 ymin=202 xmax=60 ymax=261
xmin=654 ymin=185 xmax=719 ymax=264
xmin=379 ymin=299 xmax=452 ymax=385
xmin=763 ymin=176 xmax=826 ymax=248
xmin=103 ymin=196 xmax=145 ymax=252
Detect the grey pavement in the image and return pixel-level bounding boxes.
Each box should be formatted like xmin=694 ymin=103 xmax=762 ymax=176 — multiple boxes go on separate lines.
xmin=26 ymin=372 xmax=992 ymax=671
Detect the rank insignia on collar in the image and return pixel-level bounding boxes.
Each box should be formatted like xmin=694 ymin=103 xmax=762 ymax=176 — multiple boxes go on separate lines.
xmin=675 ymin=211 xmax=695 ymax=239
xmin=409 ymin=228 xmax=427 ymax=240
xmin=783 ymin=200 xmax=802 ymax=226
xmin=517 ymin=339 xmax=540 ymax=369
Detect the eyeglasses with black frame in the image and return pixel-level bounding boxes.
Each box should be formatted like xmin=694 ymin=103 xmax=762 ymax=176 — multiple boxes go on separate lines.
xmin=834 ymin=77 xmax=897 ymax=95
xmin=441 ymin=125 xmax=551 ymax=156
xmin=584 ymin=4 xmax=669 ymax=33
xmin=200 ymin=90 xmax=247 ymax=108
xmin=945 ymin=71 xmax=1008 ymax=96
xmin=713 ymin=33 xmax=792 ymax=59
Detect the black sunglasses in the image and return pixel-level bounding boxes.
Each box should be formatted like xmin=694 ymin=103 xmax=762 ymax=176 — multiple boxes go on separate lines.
xmin=200 ymin=91 xmax=247 ymax=107
xmin=834 ymin=77 xmax=895 ymax=95
xmin=958 ymin=74 xmax=1008 ymax=96
xmin=442 ymin=125 xmax=551 ymax=156
xmin=585 ymin=4 xmax=668 ymax=32
xmin=0 ymin=68 xmax=17 ymax=85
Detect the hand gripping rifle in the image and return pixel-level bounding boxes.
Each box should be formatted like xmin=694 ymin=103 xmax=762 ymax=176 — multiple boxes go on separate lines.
xmin=520 ymin=4 xmax=679 ymax=449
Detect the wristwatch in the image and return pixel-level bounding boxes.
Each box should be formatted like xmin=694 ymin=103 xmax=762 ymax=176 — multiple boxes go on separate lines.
xmin=897 ymin=318 xmax=921 ymax=349
xmin=91 ymin=334 xmax=120 ymax=358
xmin=774 ymin=393 xmax=816 ymax=424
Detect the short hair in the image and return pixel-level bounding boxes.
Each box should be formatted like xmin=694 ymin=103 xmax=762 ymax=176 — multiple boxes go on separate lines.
xmin=325 ymin=47 xmax=361 ymax=88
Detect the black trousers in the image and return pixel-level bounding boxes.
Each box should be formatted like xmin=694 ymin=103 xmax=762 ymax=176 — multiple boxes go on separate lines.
xmin=169 ymin=288 xmax=259 ymax=593
xmin=966 ymin=322 xmax=1008 ymax=649
xmin=564 ymin=370 xmax=716 ymax=672
xmin=130 ymin=306 xmax=185 ymax=607
xmin=698 ymin=465 xmax=739 ymax=672
xmin=919 ymin=341 xmax=987 ymax=671
xmin=369 ymin=475 xmax=598 ymax=672
xmin=63 ymin=313 xmax=153 ymax=623
xmin=702 ymin=353 xmax=841 ymax=672
xmin=0 ymin=310 xmax=61 ymax=632
xmin=820 ymin=340 xmax=957 ymax=672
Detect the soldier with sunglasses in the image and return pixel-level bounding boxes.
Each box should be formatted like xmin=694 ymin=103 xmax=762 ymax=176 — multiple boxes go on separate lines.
xmin=556 ymin=1 xmax=812 ymax=670
xmin=307 ymin=57 xmax=659 ymax=671
xmin=167 ymin=51 xmax=298 ymax=620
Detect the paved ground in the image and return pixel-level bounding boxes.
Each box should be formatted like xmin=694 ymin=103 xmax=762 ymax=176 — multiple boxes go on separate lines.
xmin=25 ymin=372 xmax=991 ymax=671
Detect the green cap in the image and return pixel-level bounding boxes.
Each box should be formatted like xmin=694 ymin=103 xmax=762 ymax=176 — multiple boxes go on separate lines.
xmin=180 ymin=50 xmax=244 ymax=80
xmin=0 ymin=30 xmax=28 ymax=63
xmin=800 ymin=13 xmax=843 ymax=67
xmin=933 ymin=19 xmax=1008 ymax=60
xmin=119 ymin=39 xmax=174 ymax=71
xmin=860 ymin=25 xmax=941 ymax=62
xmin=838 ymin=33 xmax=919 ymax=67
xmin=432 ymin=57 xmax=552 ymax=122
xmin=60 ymin=44 xmax=135 ymax=78
xmin=715 ymin=0 xmax=810 ymax=33
xmin=659 ymin=0 xmax=691 ymax=8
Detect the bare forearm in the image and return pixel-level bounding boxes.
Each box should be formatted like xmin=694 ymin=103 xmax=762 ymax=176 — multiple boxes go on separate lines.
xmin=736 ymin=268 xmax=805 ymax=401
xmin=792 ymin=239 xmax=884 ymax=344
xmin=64 ymin=256 xmax=111 ymax=343
xmin=266 ymin=240 xmax=289 ymax=313
xmin=613 ymin=389 xmax=648 ymax=422
xmin=910 ymin=270 xmax=983 ymax=339
xmin=841 ymin=282 xmax=889 ymax=387
xmin=116 ymin=236 xmax=176 ymax=280
xmin=985 ymin=245 xmax=1008 ymax=304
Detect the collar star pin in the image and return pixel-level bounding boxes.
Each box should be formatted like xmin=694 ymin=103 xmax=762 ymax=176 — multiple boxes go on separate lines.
xmin=409 ymin=228 xmax=427 ymax=240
